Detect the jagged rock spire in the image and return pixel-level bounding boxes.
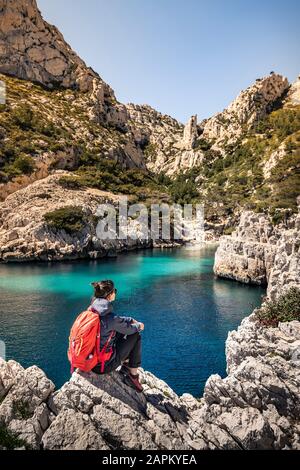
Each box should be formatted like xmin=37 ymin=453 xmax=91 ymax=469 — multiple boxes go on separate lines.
xmin=182 ymin=114 xmax=198 ymax=149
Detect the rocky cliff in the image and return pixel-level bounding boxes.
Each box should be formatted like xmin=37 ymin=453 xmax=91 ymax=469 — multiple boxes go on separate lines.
xmin=0 ymin=172 xmax=157 ymax=262
xmin=0 ymin=0 xmax=129 ymax=128
xmin=127 ymin=73 xmax=291 ymax=175
xmin=214 ymin=206 xmax=300 ymax=300
xmin=0 ymin=309 xmax=299 ymax=450
xmin=0 ymin=0 xmax=298 ymax=234
xmin=200 ymin=73 xmax=289 ymax=152
xmin=0 ymin=0 xmax=149 ymax=187
xmin=0 ymin=73 xmax=147 ymax=198
xmin=126 ymin=73 xmax=299 ymax=230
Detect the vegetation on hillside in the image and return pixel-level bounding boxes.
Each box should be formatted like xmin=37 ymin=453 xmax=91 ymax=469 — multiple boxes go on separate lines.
xmin=0 ymin=74 xmax=299 ymax=225
xmin=57 ymin=155 xmax=171 ymax=205
xmin=0 ymin=75 xmax=171 ymax=205
xmin=44 ymin=206 xmax=86 ymax=234
xmin=0 ymin=75 xmax=130 ymax=183
xmin=256 ymin=287 xmax=300 ymax=327
xmin=173 ymin=105 xmax=300 ymax=223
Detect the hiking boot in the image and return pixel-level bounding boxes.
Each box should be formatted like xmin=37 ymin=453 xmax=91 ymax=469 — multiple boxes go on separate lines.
xmin=119 ymin=363 xmax=130 ymax=376
xmin=123 ymin=372 xmax=144 ymax=393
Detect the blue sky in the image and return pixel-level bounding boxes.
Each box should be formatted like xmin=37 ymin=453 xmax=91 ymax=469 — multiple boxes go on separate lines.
xmin=37 ymin=0 xmax=300 ymax=123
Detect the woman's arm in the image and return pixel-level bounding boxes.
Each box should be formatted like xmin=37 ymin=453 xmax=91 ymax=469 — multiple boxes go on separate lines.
xmin=112 ymin=316 xmax=143 ymax=335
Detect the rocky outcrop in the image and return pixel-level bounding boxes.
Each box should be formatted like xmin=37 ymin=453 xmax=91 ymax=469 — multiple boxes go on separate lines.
xmin=0 ymin=172 xmax=151 ymax=262
xmin=0 ymin=73 xmax=146 ymax=202
xmin=182 ymin=115 xmax=198 ymax=149
xmin=126 ymin=103 xmax=184 ymax=174
xmin=0 ymin=359 xmax=55 ymax=449
xmin=263 ymin=141 xmax=287 ymax=179
xmin=214 ymin=209 xmax=300 ymax=300
xmin=0 ymin=0 xmax=128 ymax=129
xmin=201 ymin=73 xmax=289 ymax=152
xmin=126 ymin=105 xmax=208 ymax=174
xmin=286 ymin=75 xmax=300 ymax=106
xmin=127 ymin=74 xmax=291 ymax=175
xmin=0 ymin=0 xmax=89 ymax=89
xmin=1 ymin=311 xmax=299 ymax=450
xmin=0 ymin=0 xmax=296 ymax=211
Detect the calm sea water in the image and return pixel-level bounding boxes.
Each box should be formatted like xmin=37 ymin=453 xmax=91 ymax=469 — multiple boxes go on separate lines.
xmin=0 ymin=246 xmax=265 ymax=396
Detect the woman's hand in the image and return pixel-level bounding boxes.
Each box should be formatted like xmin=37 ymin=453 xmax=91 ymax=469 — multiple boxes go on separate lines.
xmin=132 ymin=319 xmax=144 ymax=331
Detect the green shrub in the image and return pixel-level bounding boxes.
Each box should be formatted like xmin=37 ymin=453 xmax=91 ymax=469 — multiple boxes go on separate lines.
xmin=11 ymin=105 xmax=36 ymax=131
xmin=0 ymin=423 xmax=29 ymax=450
xmin=156 ymin=172 xmax=172 ymax=186
xmin=12 ymin=401 xmax=33 ymax=420
xmin=2 ymin=154 xmax=35 ymax=178
xmin=254 ymin=107 xmax=300 ymax=140
xmin=256 ymin=287 xmax=300 ymax=327
xmin=58 ymin=176 xmax=84 ymax=190
xmin=48 ymin=142 xmax=66 ymax=153
xmin=117 ymin=183 xmax=139 ymax=194
xmin=0 ymin=143 xmax=16 ymax=168
xmin=144 ymin=142 xmax=157 ymax=162
xmin=44 ymin=206 xmax=85 ymax=233
xmin=12 ymin=155 xmax=35 ymax=175
xmin=121 ymin=168 xmax=149 ymax=187
xmin=74 ymin=159 xmax=167 ymax=201
xmin=223 ymin=226 xmax=235 ymax=235
xmin=169 ymin=178 xmax=199 ymax=204
xmin=77 ymin=148 xmax=102 ymax=167
xmin=38 ymin=121 xmax=61 ymax=138
xmin=194 ymin=138 xmax=211 ymax=151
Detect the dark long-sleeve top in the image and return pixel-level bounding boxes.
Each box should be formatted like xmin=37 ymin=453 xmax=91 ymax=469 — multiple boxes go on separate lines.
xmin=90 ymin=298 xmax=142 ymax=355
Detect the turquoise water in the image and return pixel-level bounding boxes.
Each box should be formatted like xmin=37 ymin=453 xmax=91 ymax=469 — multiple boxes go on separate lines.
xmin=0 ymin=247 xmax=265 ymax=396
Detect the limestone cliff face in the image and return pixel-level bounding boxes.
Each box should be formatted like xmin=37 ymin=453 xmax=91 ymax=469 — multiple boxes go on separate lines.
xmin=126 ymin=103 xmax=185 ymax=174
xmin=0 ymin=0 xmax=91 ymax=89
xmin=0 ymin=314 xmax=299 ymax=450
xmin=0 ymin=0 xmax=297 ymax=217
xmin=201 ymin=73 xmax=289 ymax=152
xmin=214 ymin=209 xmax=300 ymax=300
xmin=126 ymin=105 xmax=207 ymax=174
xmin=182 ymin=115 xmax=198 ymax=149
xmin=286 ymin=75 xmax=300 ymax=106
xmin=127 ymin=73 xmax=291 ymax=176
xmin=0 ymin=0 xmax=129 ymax=130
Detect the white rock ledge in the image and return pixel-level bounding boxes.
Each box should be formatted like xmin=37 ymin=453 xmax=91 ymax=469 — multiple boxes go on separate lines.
xmin=0 ymin=313 xmax=299 ymax=450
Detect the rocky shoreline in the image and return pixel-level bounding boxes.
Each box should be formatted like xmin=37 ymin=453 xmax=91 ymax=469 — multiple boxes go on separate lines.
xmin=0 ymin=172 xmax=185 ymax=264
xmin=0 ymin=307 xmax=299 ymax=450
xmin=214 ymin=206 xmax=300 ymax=300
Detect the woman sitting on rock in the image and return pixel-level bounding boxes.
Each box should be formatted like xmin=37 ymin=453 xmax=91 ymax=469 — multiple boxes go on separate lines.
xmin=89 ymin=280 xmax=144 ymax=393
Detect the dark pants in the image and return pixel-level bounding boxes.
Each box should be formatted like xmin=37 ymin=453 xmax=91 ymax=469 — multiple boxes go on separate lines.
xmin=93 ymin=332 xmax=142 ymax=374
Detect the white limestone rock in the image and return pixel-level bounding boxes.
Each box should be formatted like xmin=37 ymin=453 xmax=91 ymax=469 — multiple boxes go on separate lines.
xmin=214 ymin=209 xmax=300 ymax=299
xmin=0 ymin=172 xmax=151 ymax=262
xmin=202 ymin=73 xmax=289 ymax=150
xmin=0 ymin=306 xmax=299 ymax=452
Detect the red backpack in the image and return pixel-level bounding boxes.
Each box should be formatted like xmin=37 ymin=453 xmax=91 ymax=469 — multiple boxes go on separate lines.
xmin=68 ymin=308 xmax=114 ymax=374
